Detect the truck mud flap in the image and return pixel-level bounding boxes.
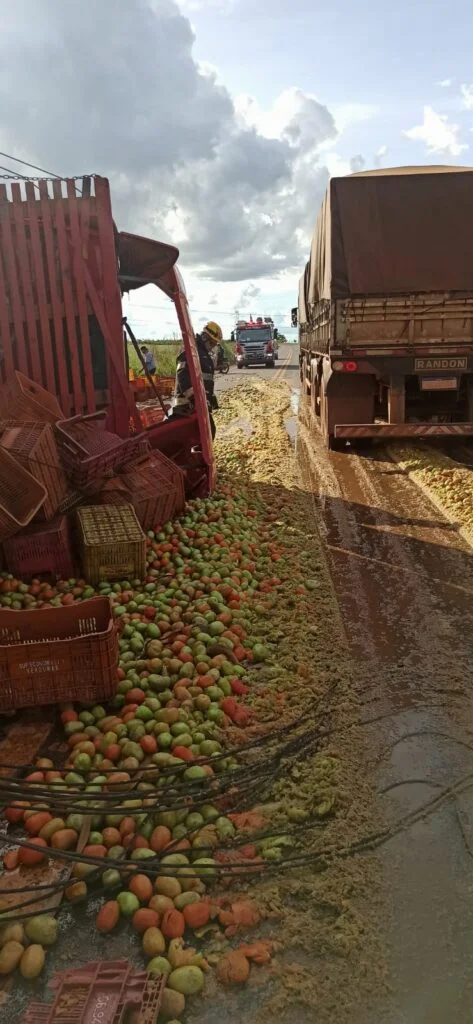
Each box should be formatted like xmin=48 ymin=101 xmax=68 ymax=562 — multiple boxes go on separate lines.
xmin=334 ymin=423 xmax=473 ymax=438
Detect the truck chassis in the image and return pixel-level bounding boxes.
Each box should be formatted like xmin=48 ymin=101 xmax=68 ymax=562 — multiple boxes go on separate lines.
xmin=298 ymin=293 xmax=473 ymax=448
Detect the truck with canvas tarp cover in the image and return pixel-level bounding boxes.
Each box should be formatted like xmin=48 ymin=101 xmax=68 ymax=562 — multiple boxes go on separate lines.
xmin=294 ymin=166 xmax=473 ymax=447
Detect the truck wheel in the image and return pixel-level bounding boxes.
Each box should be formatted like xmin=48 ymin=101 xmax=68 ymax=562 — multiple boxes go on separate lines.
xmin=322 ymin=391 xmax=342 ymax=450
xmin=266 ymin=360 xmax=275 ymax=369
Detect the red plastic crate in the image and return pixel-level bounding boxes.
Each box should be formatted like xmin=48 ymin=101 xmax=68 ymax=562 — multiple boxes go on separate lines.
xmin=2 ymin=515 xmax=74 ymax=580
xmin=0 ymin=447 xmax=47 ymax=541
xmin=57 ymin=488 xmax=85 ymax=514
xmin=97 ymin=477 xmax=131 ymax=506
xmin=139 ymin=406 xmax=166 ymax=429
xmin=21 ymin=960 xmax=165 ymax=1024
xmin=55 ymin=411 xmax=149 ymax=489
xmin=0 ymin=371 xmax=64 ymax=422
xmin=0 ymin=597 xmax=118 ymax=710
xmin=155 ymin=375 xmax=175 ymax=397
xmin=118 ymin=451 xmax=186 ymax=529
xmin=0 ymin=420 xmax=68 ymax=520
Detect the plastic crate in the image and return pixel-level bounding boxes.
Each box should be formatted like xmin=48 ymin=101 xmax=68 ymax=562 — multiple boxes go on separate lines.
xmin=139 ymin=406 xmax=166 ymax=428
xmin=97 ymin=477 xmax=131 ymax=506
xmin=0 ymin=371 xmax=64 ymax=422
xmin=57 ymin=488 xmax=85 ymax=514
xmin=77 ymin=504 xmax=146 ymax=583
xmin=3 ymin=516 xmax=74 ymax=580
xmin=119 ymin=451 xmax=185 ymax=530
xmin=55 ymin=412 xmax=149 ymax=490
xmin=0 ymin=447 xmax=47 ymax=541
xmin=0 ymin=420 xmax=68 ymax=520
xmin=21 ymin=960 xmax=165 ymax=1024
xmin=155 ymin=375 xmax=175 ymax=397
xmin=0 ymin=597 xmax=117 ymax=711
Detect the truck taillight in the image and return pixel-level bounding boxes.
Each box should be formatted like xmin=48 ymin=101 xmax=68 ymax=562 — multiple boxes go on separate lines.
xmin=333 ymin=360 xmax=358 ymax=372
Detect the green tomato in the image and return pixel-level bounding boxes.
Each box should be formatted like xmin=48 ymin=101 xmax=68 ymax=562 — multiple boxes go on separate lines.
xmin=117 ymin=891 xmax=140 ymax=916
xmin=92 ymin=705 xmax=106 ymax=720
xmin=158 ymin=732 xmax=173 ymax=749
xmin=134 ymin=705 xmax=154 ymax=722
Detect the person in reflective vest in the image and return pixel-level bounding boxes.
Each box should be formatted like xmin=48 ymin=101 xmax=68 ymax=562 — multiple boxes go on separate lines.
xmin=172 ymin=321 xmax=223 ymax=439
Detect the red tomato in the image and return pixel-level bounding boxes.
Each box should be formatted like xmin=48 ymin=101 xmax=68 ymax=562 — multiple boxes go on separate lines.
xmin=140 ymin=735 xmax=157 ymax=755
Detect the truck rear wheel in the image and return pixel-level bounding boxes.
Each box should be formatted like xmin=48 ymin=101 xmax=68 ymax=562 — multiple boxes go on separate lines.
xmin=321 ymin=390 xmax=342 ymax=450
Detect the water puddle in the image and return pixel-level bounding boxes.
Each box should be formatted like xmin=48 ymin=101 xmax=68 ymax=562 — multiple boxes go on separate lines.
xmin=290 ymin=390 xmax=300 ymax=414
xmin=285 ymin=389 xmax=300 ymax=445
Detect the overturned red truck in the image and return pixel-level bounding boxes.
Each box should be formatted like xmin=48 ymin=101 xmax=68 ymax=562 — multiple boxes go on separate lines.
xmin=0 ymin=174 xmax=214 ymax=492
xmin=294 ymin=166 xmax=473 ymax=448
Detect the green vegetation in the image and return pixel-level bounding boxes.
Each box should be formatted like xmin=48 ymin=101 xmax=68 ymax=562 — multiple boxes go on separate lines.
xmin=127 ymin=339 xmax=235 ymax=377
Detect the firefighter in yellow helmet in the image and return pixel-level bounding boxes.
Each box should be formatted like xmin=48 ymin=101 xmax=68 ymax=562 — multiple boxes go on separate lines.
xmin=172 ymin=321 xmax=223 ymax=439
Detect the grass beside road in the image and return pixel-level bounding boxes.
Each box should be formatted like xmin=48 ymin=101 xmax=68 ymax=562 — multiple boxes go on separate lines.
xmin=127 ymin=339 xmax=236 ymax=377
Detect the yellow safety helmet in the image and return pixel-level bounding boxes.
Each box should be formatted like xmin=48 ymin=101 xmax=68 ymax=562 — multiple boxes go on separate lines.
xmin=203 ymin=321 xmax=223 ymax=345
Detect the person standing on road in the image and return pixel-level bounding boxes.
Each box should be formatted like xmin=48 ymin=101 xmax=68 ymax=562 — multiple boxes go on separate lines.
xmin=171 ymin=321 xmax=223 ymax=439
xmin=140 ymin=345 xmax=157 ymax=376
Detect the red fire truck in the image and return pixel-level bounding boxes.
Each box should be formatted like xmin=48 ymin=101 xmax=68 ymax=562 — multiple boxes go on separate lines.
xmin=232 ymin=317 xmax=278 ymax=369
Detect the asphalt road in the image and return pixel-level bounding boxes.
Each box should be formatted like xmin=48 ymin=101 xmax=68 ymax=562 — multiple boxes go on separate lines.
xmin=214 ymin=343 xmax=300 ymax=398
xmin=296 ymin=398 xmax=473 ymax=1023
xmin=218 ymin=349 xmax=473 ymax=1021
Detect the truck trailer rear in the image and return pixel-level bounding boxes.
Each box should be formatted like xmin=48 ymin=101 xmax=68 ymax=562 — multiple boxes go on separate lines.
xmin=295 ymin=166 xmax=473 ymax=448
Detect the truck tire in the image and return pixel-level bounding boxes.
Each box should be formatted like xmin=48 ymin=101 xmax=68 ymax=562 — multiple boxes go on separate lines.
xmin=266 ymin=360 xmax=275 ymax=369
xmin=321 ymin=390 xmax=342 ymax=450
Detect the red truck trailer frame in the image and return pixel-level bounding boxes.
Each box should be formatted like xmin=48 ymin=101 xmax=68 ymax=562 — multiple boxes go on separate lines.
xmin=0 ymin=174 xmax=214 ymax=493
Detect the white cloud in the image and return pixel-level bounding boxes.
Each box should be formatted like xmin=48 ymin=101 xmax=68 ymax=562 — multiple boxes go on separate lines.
xmin=374 ymin=144 xmax=388 ymax=166
xmin=438 ymin=78 xmax=452 ymax=88
xmin=461 ymin=84 xmax=473 ymax=110
xmin=0 ymin=0 xmax=364 ymax=293
xmin=350 ymin=155 xmax=365 ymax=173
xmin=324 ymin=153 xmax=351 ymax=177
xmin=404 ymin=106 xmax=468 ymax=156
xmin=178 ymin=0 xmax=234 ymax=11
xmin=330 ymin=102 xmax=380 ymax=132
xmin=234 ymin=282 xmax=261 ymax=314
xmin=235 ymin=88 xmax=335 ymax=146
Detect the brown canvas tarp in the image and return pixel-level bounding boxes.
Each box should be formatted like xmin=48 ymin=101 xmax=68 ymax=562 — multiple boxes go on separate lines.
xmin=306 ymin=166 xmax=473 ymax=305
xmin=298 ymin=263 xmax=309 ymax=325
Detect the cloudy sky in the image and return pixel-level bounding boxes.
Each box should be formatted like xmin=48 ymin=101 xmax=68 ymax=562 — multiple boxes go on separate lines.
xmin=1 ymin=0 xmax=473 ymax=338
